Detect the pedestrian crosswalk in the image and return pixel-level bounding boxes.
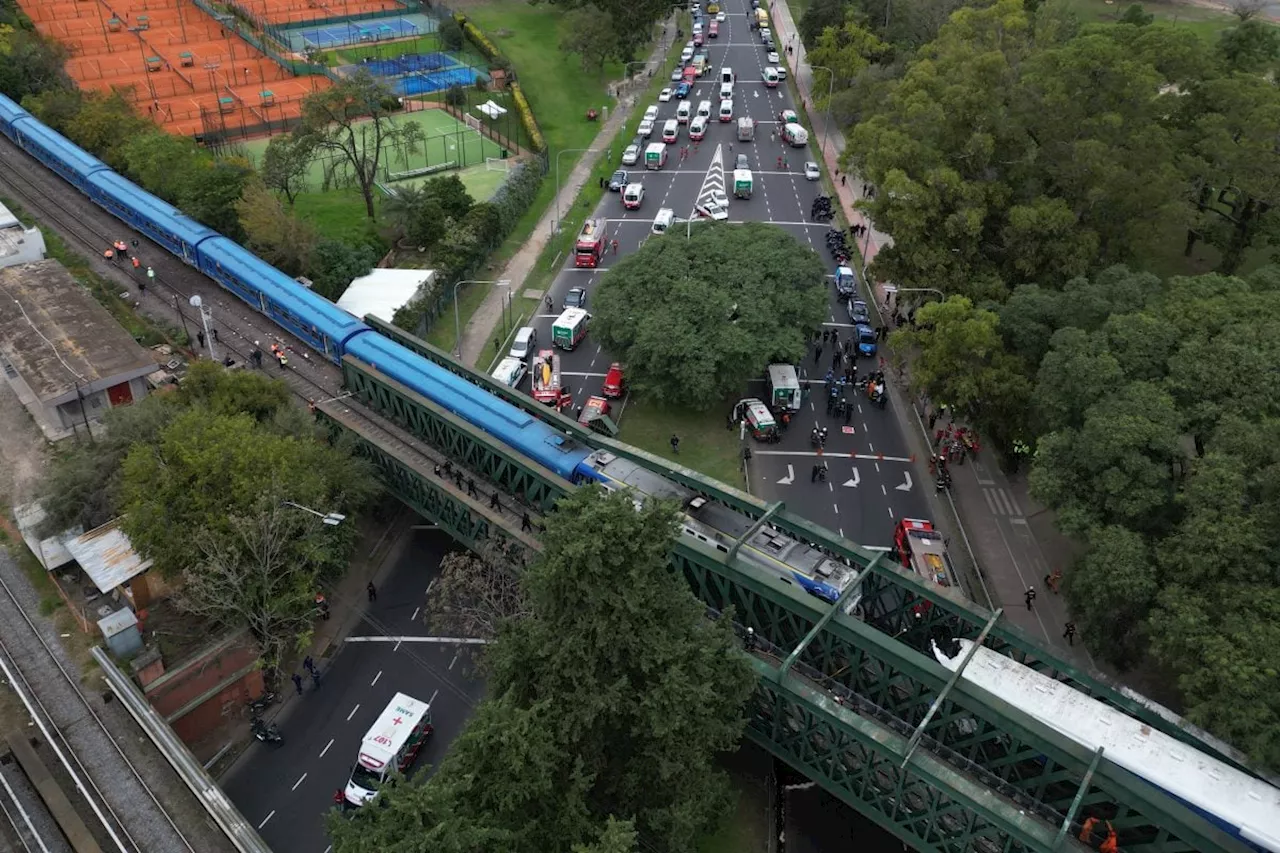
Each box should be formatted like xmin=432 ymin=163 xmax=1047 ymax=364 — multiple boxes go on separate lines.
xmin=982 ymin=487 xmax=1022 ymax=518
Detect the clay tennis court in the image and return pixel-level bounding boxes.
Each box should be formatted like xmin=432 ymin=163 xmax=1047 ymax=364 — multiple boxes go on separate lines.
xmin=241 ymin=0 xmax=405 ymax=27
xmin=20 ymin=0 xmax=333 ymax=136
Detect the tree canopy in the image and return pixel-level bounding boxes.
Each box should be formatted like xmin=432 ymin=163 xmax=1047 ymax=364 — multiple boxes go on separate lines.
xmin=328 ymin=488 xmax=755 ymax=851
xmin=593 ymin=222 xmax=827 ymax=409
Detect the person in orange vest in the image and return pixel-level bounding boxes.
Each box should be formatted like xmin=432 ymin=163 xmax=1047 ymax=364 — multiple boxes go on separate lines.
xmin=131 ymin=255 xmax=141 ymax=271
xmin=103 ymin=247 xmax=115 ymax=262
xmin=1079 ymin=817 xmax=1098 ymax=844
xmin=1100 ymin=821 xmax=1118 ymax=853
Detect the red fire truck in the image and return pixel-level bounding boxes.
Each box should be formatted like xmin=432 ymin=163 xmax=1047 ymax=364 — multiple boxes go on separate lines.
xmin=574 ymin=218 xmax=606 ymax=268
xmin=892 ymin=518 xmax=955 ymax=592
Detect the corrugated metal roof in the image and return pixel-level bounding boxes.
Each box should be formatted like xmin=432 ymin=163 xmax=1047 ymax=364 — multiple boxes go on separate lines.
xmin=62 ymin=519 xmax=153 ymax=594
xmin=13 ymin=502 xmax=76 ymax=570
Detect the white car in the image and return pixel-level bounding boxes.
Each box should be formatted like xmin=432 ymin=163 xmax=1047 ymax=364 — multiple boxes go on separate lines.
xmin=767 ymin=51 xmax=779 ymax=64
xmin=776 ymin=65 xmax=787 ymax=80
xmin=670 ymin=67 xmax=684 ymax=82
xmin=638 ymin=119 xmax=654 ymax=138
xmin=681 ymin=46 xmax=694 ymax=63
xmin=716 ymin=9 xmax=726 ymax=20
xmin=659 ymin=87 xmax=673 ymax=102
xmin=696 ymin=193 xmax=730 ymax=221
xmin=643 ymin=104 xmax=659 ymax=122
xmin=804 ymin=161 xmax=821 ymax=180
xmin=718 ymin=99 xmax=733 ymax=121
xmin=622 ymin=144 xmax=641 ymax=166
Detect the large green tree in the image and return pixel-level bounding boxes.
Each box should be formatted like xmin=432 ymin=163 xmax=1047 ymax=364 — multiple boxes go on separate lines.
xmin=593 ymin=222 xmax=826 ymax=409
xmin=330 ymin=489 xmax=755 ymax=851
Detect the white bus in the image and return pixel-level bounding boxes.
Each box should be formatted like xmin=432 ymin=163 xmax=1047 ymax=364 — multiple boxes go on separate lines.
xmin=343 ymin=692 xmax=433 ymax=806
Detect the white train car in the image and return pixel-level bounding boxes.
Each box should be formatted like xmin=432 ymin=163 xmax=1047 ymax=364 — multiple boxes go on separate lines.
xmin=933 ymin=639 xmax=1280 ymax=853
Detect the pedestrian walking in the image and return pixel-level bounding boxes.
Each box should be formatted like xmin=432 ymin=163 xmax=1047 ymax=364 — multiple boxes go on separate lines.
xmin=292 ymin=673 xmax=303 ymax=695
xmin=138 ymin=278 xmax=146 ymax=297
xmin=811 ymin=464 xmax=819 ymax=482
xmin=822 ymin=329 xmax=830 ymax=343
xmin=669 ymin=434 xmax=680 ymax=454
xmin=197 ymin=330 xmax=206 ymax=349
xmin=303 ymin=655 xmax=315 ymax=674
xmin=598 ymin=176 xmax=605 ymax=189
xmin=146 ymin=266 xmax=155 ymax=286
xmin=1063 ymin=622 xmax=1077 ymax=645
xmin=840 ymin=174 xmax=847 ymax=187
xmin=131 ymin=256 xmax=141 ymax=271
xmin=1045 ymin=569 xmax=1063 ymax=592
xmin=367 ymin=581 xmax=377 ymax=602
xmin=1024 ymin=586 xmax=1037 ymax=611
xmin=521 ymin=512 xmax=532 ymax=532
xmin=311 ymin=670 xmax=321 ymax=689
xmin=812 ymin=345 xmax=822 ymax=365
xmin=490 ymin=490 xmax=501 ymax=510
xmin=212 ymin=328 xmax=219 ymax=343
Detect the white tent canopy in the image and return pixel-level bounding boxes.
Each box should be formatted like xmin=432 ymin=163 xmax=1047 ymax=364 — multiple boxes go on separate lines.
xmin=475 ymin=100 xmax=507 ymax=119
xmin=337 ymin=268 xmax=436 ymax=325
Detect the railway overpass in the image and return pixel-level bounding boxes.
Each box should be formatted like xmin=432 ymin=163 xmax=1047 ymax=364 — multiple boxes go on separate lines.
xmin=316 ymin=316 xmax=1256 ymax=853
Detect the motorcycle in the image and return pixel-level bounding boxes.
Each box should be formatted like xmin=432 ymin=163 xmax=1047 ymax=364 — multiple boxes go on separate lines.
xmin=251 ymin=716 xmax=284 ymax=745
xmin=246 ymin=691 xmax=277 ymax=715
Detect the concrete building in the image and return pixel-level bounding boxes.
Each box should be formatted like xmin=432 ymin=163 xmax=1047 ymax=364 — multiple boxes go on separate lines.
xmin=0 ymin=259 xmax=155 ymax=440
xmin=0 ymin=201 xmax=46 ymax=271
xmin=336 ymin=267 xmax=436 ymax=325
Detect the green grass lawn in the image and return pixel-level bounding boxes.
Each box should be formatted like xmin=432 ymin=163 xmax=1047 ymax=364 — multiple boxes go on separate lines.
xmin=1058 ymin=0 xmax=1253 ymax=40
xmin=617 ymin=396 xmax=750 ymax=489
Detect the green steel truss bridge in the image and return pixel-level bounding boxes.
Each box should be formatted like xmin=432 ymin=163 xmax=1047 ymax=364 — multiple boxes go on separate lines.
xmin=314 ymin=317 xmax=1266 ymax=853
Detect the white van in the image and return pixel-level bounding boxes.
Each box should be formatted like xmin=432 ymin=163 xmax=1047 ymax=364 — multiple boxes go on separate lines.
xmin=492 ymin=356 xmax=527 ymax=388
xmin=719 ymin=82 xmax=733 ymax=101
xmin=718 ymin=99 xmax=733 ymax=122
xmin=344 ymin=693 xmax=432 ymax=806
xmin=676 ymin=100 xmax=692 ymax=124
xmin=652 ymin=208 xmax=675 ymax=234
xmin=696 ymin=99 xmax=712 ymax=119
xmin=509 ymin=326 xmax=537 ymax=360
xmin=720 ymin=67 xmax=734 ymax=85
xmin=763 ymin=66 xmax=779 ymax=87
xmin=643 ymin=104 xmax=659 ymax=123
xmin=662 ymin=118 xmax=679 ymax=143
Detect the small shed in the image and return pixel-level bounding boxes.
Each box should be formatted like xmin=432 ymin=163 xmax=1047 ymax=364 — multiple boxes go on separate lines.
xmin=99 ymin=608 xmax=143 ymax=658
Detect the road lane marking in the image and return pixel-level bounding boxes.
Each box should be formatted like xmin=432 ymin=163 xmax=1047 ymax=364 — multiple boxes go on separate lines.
xmin=425 ymin=579 xmax=435 ymax=596
xmin=320 ymin=738 xmax=334 ymax=758
xmin=347 ymin=704 xmax=360 ymax=721
xmin=258 ymin=811 xmax=275 ymax=830
xmin=292 ymin=773 xmax=307 ymax=791
xmin=429 ymin=688 xmax=439 ymax=704
xmin=370 ymin=670 xmax=382 ymax=687
xmin=753 ymin=450 xmax=912 ymax=463
xmin=449 ymin=652 xmax=460 ymax=671
xmin=346 ymin=636 xmax=492 ymax=644
xmin=411 ymin=606 xmax=420 ymax=622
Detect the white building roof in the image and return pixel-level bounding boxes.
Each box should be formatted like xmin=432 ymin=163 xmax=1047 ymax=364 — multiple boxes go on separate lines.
xmin=61 ymin=519 xmax=153 ymax=594
xmin=13 ymin=502 xmax=76 ymax=570
xmin=336 ymin=268 xmax=435 ymax=325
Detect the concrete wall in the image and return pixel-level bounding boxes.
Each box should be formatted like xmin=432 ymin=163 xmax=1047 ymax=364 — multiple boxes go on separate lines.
xmin=54 ymin=376 xmax=148 ymax=430
xmin=141 ymin=631 xmax=264 ymax=747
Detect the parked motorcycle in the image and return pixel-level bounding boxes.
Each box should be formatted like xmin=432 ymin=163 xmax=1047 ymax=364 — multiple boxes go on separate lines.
xmin=246 ymin=691 xmax=277 ymax=715
xmin=251 ymin=716 xmax=284 ymax=746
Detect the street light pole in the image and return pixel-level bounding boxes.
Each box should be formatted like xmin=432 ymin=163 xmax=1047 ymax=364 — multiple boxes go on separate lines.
xmin=452 ymin=279 xmax=511 ymax=358
xmin=281 ymin=500 xmax=346 ymax=526
xmin=553 ymin=148 xmax=598 ymax=236
xmin=807 ymin=65 xmax=836 ymax=160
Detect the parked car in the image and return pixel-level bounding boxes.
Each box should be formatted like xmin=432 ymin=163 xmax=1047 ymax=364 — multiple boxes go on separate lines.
xmin=671 ymin=66 xmax=684 ymax=82
xmin=804 ymin=161 xmax=821 ymax=180
xmin=767 ymin=50 xmax=779 ymax=64
xmin=564 ymin=287 xmax=588 ymax=309
xmin=609 ymin=169 xmax=629 ymax=191
xmin=622 ymin=144 xmax=641 ymax=166
xmin=659 ymin=87 xmax=674 ymax=102
xmin=509 ymin=327 xmax=537 ymax=360
xmin=638 ymin=119 xmax=654 ymax=138
xmin=716 ymin=9 xmax=726 ymax=20
xmin=643 ymin=104 xmax=659 ymax=122
xmin=696 ymin=193 xmax=730 ymax=220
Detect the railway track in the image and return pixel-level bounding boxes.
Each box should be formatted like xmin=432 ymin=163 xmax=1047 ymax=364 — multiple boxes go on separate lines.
xmin=0 ymin=550 xmax=195 ymax=853
xmin=0 ymin=133 xmax=547 ymax=533
xmin=0 ymin=758 xmax=70 ymax=853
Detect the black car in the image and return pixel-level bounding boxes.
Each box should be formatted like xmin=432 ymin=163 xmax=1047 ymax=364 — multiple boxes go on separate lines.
xmin=609 ymin=170 xmax=629 ymax=192
xmin=847 ymin=299 xmax=871 ymax=325
xmin=564 ymin=287 xmax=588 ymax=309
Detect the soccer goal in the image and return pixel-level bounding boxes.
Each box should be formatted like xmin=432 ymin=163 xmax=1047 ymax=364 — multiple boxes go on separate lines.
xmin=464 ymin=113 xmax=484 ymax=134
xmin=485 ymin=156 xmax=509 ymax=173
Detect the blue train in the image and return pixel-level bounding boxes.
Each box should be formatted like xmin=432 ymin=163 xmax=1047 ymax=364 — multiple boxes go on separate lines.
xmin=0 ymin=92 xmax=597 ymax=484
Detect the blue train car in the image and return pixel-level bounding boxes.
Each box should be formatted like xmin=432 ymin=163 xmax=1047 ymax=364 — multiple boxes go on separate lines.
xmin=9 ymin=118 xmax=109 ymax=193
xmin=198 ymin=237 xmax=370 ymax=362
xmin=0 ymin=93 xmax=33 ymax=137
xmin=85 ymin=171 xmax=219 ymax=265
xmin=347 ymin=334 xmax=595 ymax=481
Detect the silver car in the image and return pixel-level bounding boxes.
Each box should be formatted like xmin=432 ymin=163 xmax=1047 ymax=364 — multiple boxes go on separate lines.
xmin=622 ymin=144 xmax=641 ymax=166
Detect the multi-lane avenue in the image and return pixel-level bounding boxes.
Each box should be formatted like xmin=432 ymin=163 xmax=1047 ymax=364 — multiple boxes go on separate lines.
xmin=222 ymin=529 xmax=484 ymax=852
xmin=520 ymin=0 xmax=931 ymax=549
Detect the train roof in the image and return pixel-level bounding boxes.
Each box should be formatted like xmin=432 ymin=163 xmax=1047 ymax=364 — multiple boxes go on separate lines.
xmin=935 ymin=639 xmax=1280 ymax=853
xmin=0 ymin=94 xmax=32 ymax=132
xmin=87 ymin=171 xmax=217 ymax=244
xmin=18 ymin=120 xmax=110 ymax=178
xmin=199 ymin=237 xmax=368 ymax=341
xmin=347 ymin=334 xmax=593 ymax=480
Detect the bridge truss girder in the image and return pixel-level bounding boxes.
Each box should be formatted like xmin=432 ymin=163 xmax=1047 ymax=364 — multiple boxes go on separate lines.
xmin=671 ymin=541 xmax=1249 ymax=853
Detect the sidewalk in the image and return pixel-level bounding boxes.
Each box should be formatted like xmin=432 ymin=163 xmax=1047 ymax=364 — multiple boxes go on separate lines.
xmin=770 ymin=0 xmax=1089 ymax=663
xmin=456 ymin=24 xmax=678 ymax=368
